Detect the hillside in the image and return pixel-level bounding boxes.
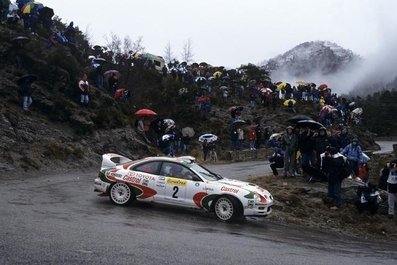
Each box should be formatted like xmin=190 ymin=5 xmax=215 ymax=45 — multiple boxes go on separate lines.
xmin=0 ymin=20 xmax=385 ymax=176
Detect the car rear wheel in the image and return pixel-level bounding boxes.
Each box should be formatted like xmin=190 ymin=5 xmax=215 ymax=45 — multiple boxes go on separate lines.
xmin=109 ymin=182 xmax=134 ymax=205
xmin=214 ymin=196 xmax=242 ymax=222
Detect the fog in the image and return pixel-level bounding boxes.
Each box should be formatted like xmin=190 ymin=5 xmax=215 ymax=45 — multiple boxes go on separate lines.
xmin=270 ymin=27 xmax=397 ymax=96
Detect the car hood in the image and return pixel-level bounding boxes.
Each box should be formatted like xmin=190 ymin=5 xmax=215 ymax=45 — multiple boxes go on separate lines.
xmin=217 ymin=178 xmax=271 ymax=196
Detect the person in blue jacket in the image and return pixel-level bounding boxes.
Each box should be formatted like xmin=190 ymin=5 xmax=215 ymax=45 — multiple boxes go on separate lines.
xmin=341 ymin=137 xmax=364 ymax=179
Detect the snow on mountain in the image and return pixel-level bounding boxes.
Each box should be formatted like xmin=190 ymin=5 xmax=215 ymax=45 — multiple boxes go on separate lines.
xmin=262 ymin=41 xmax=360 ymax=77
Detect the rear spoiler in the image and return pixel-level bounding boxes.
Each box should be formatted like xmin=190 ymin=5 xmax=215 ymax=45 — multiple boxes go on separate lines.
xmin=101 ymin=153 xmax=132 ymax=170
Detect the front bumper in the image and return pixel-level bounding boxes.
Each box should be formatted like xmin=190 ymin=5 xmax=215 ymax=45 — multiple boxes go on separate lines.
xmin=94 ymin=177 xmax=110 ymax=194
xmin=244 ymin=203 xmax=273 ymax=217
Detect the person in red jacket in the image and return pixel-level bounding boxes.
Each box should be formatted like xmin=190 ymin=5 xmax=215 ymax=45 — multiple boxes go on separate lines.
xmin=248 ymin=125 xmax=257 ymax=150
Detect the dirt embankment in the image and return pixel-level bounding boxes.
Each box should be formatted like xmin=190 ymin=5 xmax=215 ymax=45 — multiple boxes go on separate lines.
xmin=249 ymin=175 xmax=397 ymax=241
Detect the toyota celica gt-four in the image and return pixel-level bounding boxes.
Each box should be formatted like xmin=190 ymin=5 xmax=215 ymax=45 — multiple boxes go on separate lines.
xmin=94 ymin=154 xmax=273 ymax=222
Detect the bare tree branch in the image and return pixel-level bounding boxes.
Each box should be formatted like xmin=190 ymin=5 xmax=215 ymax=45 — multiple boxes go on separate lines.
xmin=164 ymin=41 xmax=174 ymax=64
xmin=181 ymin=38 xmax=194 ymax=64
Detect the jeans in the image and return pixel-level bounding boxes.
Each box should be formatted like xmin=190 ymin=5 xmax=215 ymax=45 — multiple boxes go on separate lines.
xmin=388 ymin=193 xmax=396 ymax=215
xmin=328 ymin=180 xmax=342 ymax=207
xmin=23 ymin=96 xmax=32 ymax=110
xmin=348 ymin=159 xmax=359 ymax=177
xmin=80 ymin=94 xmax=89 ymax=106
xmin=284 ymin=151 xmax=296 ymax=177
xmin=96 ymin=74 xmax=104 ymax=90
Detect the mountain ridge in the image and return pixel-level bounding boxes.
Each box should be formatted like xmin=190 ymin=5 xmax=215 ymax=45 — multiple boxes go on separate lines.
xmin=261 ymin=40 xmax=360 ymax=78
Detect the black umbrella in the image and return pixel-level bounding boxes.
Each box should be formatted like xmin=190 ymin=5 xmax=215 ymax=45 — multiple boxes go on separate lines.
xmin=288 ymin=115 xmax=313 ymax=124
xmin=39 ymin=7 xmax=54 ymax=18
xmin=232 ymin=119 xmax=246 ymax=127
xmin=17 ymin=74 xmax=38 ymax=85
xmin=296 ymin=120 xmax=324 ymax=130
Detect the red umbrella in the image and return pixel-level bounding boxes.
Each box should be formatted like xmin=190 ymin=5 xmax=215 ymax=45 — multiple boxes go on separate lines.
xmin=134 ymin=108 xmax=157 ymax=117
xmin=318 ymin=83 xmax=328 ymax=91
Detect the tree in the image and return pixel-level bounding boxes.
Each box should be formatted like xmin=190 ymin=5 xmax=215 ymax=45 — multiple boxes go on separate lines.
xmin=181 ymin=38 xmax=194 ymax=64
xmin=164 ymin=41 xmax=174 ymax=64
xmin=123 ymin=36 xmax=132 ymax=54
xmin=104 ymin=32 xmax=122 ymax=55
xmin=132 ymin=36 xmax=145 ymax=53
xmin=83 ymin=25 xmax=93 ymax=44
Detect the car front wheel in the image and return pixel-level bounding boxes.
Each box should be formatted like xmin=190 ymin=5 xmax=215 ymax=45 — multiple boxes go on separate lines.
xmin=109 ymin=182 xmax=134 ymax=205
xmin=214 ymin=196 xmax=242 ymax=222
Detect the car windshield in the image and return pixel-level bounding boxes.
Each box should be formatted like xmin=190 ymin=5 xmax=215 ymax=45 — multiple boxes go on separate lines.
xmin=189 ymin=163 xmax=223 ymax=181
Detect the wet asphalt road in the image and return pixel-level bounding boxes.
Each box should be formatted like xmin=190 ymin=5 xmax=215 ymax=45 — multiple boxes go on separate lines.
xmin=1 ymin=145 xmax=397 ymax=264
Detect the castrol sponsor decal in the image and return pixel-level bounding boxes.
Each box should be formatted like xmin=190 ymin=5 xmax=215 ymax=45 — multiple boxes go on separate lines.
xmin=221 ymin=186 xmax=239 ymax=193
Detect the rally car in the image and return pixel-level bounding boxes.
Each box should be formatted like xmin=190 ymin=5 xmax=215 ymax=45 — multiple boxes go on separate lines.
xmin=94 ymin=154 xmax=273 ymax=222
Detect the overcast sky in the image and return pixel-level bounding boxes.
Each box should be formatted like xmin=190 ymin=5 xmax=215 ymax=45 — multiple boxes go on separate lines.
xmin=38 ymin=0 xmax=397 ymax=68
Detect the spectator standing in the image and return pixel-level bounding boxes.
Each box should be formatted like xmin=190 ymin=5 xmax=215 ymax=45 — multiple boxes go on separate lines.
xmin=136 ymin=117 xmax=146 ymax=141
xmin=64 ymin=22 xmax=76 ymax=43
xmin=249 ymin=92 xmax=256 ymax=109
xmin=20 ymin=78 xmax=34 ymax=112
xmin=231 ymin=126 xmax=239 ymax=151
xmin=248 ymin=126 xmax=257 ymax=150
xmin=108 ymin=72 xmax=118 ymax=96
xmin=281 ymin=126 xmax=298 ymax=178
xmin=298 ymin=126 xmax=315 ymax=178
xmin=314 ymin=127 xmax=331 ymax=172
xmin=255 ymin=125 xmax=262 ymax=149
xmin=237 ymin=127 xmax=244 ymax=150
xmin=202 ymin=139 xmax=210 ymax=161
xmin=379 ymin=160 xmax=397 ymax=219
xmin=78 ymin=73 xmax=90 ymax=108
xmin=182 ymin=135 xmax=191 ymax=155
xmin=321 ymin=147 xmax=348 ymax=210
xmin=0 ymin=0 xmax=10 ymax=23
xmin=95 ymin=63 xmax=104 ymax=90
xmin=335 ymin=126 xmax=351 ymax=151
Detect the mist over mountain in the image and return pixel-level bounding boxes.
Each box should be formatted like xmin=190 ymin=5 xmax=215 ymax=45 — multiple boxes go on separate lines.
xmin=260 ymin=41 xmax=361 ymax=94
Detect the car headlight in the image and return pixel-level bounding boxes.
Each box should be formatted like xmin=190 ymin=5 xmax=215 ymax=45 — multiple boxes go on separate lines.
xmin=254 ymin=193 xmax=267 ymax=204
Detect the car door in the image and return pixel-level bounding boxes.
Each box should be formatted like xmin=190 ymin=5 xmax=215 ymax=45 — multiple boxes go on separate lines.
xmin=130 ymin=161 xmax=162 ymax=201
xmin=158 ymin=162 xmax=204 ymax=207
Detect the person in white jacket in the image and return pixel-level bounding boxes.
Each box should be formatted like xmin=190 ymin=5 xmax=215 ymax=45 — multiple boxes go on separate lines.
xmin=386 ymin=160 xmax=397 ymax=219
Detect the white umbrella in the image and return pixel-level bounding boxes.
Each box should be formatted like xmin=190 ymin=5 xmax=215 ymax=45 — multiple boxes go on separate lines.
xmin=269 ymin=133 xmax=282 ymax=140
xmin=352 ymin=108 xmax=363 ymax=115
xmin=162 ymin=134 xmax=174 ymax=142
xmin=198 ymin=133 xmax=218 ymax=143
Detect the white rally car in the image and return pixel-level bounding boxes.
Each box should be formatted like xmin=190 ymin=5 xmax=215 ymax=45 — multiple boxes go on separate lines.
xmin=94 ymin=154 xmax=273 ymax=222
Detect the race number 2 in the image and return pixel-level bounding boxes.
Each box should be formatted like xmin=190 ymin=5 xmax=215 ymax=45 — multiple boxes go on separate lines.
xmin=172 ymin=186 xmax=179 ymax=198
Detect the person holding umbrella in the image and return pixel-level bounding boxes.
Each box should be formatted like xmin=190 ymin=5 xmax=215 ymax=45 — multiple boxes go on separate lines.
xmin=136 ymin=117 xmax=151 ymax=144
